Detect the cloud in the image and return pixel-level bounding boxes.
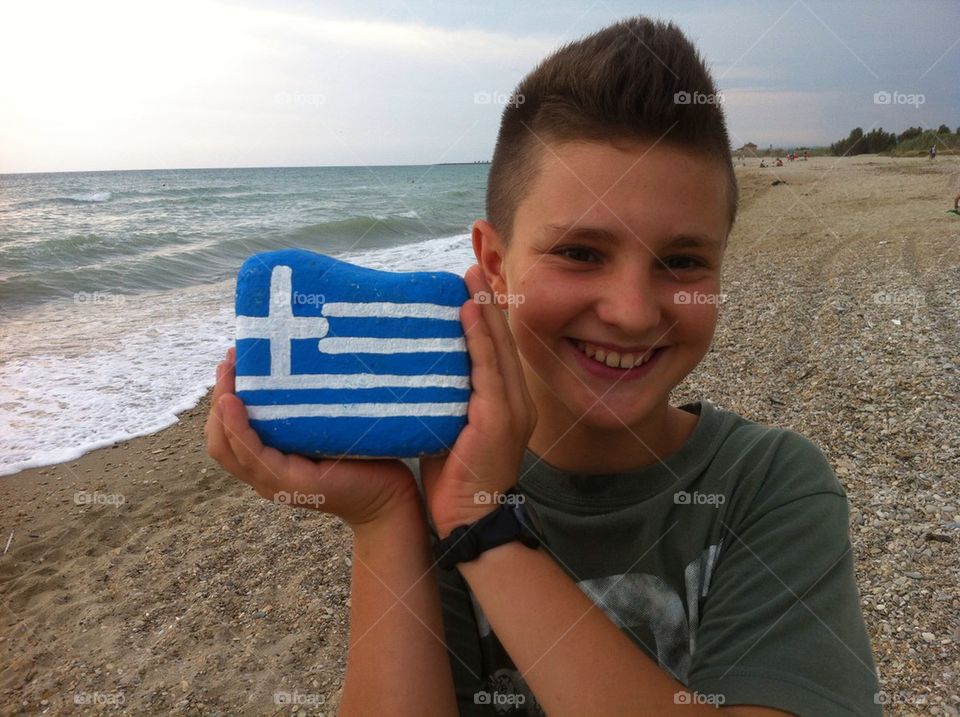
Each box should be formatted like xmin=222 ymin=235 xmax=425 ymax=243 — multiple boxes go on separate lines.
xmin=228 ymin=3 xmax=554 ymax=62
xmin=722 ymin=88 xmax=847 ymax=147
xmin=0 ymin=0 xmax=556 ymax=171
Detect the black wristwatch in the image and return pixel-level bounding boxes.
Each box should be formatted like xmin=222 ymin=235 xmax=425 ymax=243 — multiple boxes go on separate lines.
xmin=433 ymin=488 xmax=541 ymax=570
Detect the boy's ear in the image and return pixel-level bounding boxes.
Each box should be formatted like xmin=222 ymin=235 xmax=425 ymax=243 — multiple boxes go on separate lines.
xmin=470 ymin=219 xmax=509 ymax=295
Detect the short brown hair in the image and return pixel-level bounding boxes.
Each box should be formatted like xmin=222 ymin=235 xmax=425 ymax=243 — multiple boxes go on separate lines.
xmin=486 ymin=17 xmax=738 ymax=240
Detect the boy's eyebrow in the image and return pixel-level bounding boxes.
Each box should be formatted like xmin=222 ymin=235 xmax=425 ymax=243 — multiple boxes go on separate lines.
xmin=544 ymin=223 xmax=723 ymax=249
xmin=662 ymin=234 xmax=724 ymax=250
xmin=544 ymin=223 xmax=619 ymax=243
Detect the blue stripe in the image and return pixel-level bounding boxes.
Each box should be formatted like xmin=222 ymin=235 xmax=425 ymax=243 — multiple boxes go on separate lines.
xmin=250 ymin=415 xmax=465 ymax=457
xmin=290 ymin=341 xmax=469 ymax=374
xmin=235 ymin=249 xmax=468 ymax=316
xmin=237 ymin=387 xmax=470 ymax=405
xmin=326 ymin=316 xmax=463 ymax=338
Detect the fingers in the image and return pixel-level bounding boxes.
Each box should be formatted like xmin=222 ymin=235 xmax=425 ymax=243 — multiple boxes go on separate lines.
xmin=206 ymin=347 xmax=257 ymax=482
xmin=212 ymin=347 xmax=236 ymax=404
xmin=464 ymin=266 xmax=533 ymax=425
xmin=461 ymin=277 xmax=507 ymax=403
xmin=205 ymin=349 xmax=232 ymax=454
xmin=205 ymin=347 xmax=235 ymax=436
xmin=206 ymin=402 xmax=245 ymax=480
xmin=218 ymin=393 xmax=290 ymax=497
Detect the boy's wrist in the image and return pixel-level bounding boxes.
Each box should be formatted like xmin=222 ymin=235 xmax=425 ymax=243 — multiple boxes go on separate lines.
xmin=348 ymin=485 xmax=426 ymax=540
xmin=433 ymin=497 xmax=507 ymax=540
xmin=431 ymin=477 xmax=526 ymax=540
xmin=433 ymin=489 xmax=541 ymax=570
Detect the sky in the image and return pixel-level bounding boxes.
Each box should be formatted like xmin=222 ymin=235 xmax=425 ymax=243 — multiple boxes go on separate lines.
xmin=1 ymin=0 xmax=957 ymax=173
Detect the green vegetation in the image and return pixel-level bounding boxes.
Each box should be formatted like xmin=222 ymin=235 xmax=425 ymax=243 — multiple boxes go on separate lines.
xmin=733 ymin=123 xmax=959 ymax=159
xmin=829 ymin=125 xmax=959 ymax=157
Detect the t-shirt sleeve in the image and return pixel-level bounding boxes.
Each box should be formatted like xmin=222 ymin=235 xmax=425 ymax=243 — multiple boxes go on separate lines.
xmin=435 ymin=565 xmax=492 ymax=716
xmin=404 ymin=459 xmax=491 ymax=716
xmin=686 ymin=433 xmax=881 ymax=717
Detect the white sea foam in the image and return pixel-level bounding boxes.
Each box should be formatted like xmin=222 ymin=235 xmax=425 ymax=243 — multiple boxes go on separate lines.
xmin=67 ymin=191 xmax=112 ymax=202
xmin=0 ymin=233 xmax=475 ymax=477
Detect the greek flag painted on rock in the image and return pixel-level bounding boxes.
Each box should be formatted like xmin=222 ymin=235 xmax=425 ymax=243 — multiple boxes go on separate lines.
xmin=234 ymin=249 xmax=471 ymax=457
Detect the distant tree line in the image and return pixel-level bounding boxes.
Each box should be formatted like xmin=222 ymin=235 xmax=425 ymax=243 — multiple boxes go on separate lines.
xmin=830 ymin=124 xmax=959 ymax=156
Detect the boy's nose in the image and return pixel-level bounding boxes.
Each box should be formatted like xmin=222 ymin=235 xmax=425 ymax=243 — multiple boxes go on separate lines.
xmin=594 ymin=269 xmax=662 ymax=335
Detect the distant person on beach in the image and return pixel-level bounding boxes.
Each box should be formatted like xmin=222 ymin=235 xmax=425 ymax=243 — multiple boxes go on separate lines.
xmin=759 ymin=159 xmax=767 ymax=167
xmin=776 ymin=157 xmax=783 ymax=167
xmin=930 ymin=146 xmax=937 ymax=159
xmin=207 ymin=16 xmax=881 ymax=716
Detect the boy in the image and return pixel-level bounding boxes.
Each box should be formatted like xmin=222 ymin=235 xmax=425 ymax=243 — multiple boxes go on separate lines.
xmin=206 ymin=17 xmax=881 ymax=716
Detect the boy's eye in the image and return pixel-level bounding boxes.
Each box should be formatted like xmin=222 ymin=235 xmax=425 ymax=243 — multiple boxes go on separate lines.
xmin=555 ymin=246 xmax=600 ymax=263
xmin=663 ymin=255 xmax=705 ymax=270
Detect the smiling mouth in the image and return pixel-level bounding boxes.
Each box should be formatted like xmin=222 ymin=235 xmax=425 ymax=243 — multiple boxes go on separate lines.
xmin=573 ymin=340 xmax=662 ymax=370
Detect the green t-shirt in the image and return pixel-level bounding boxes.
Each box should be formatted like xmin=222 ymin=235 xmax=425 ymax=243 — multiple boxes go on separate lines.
xmin=411 ymin=400 xmax=881 ymax=717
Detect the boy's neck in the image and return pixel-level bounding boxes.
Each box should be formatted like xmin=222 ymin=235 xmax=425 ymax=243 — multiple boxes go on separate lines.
xmin=526 ymin=403 xmax=699 ymax=474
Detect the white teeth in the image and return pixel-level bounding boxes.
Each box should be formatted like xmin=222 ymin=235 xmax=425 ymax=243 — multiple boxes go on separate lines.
xmin=575 ymin=340 xmax=660 ymax=369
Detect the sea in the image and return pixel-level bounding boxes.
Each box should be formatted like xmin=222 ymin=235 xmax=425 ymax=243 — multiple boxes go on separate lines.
xmin=0 ymin=164 xmax=487 ymax=476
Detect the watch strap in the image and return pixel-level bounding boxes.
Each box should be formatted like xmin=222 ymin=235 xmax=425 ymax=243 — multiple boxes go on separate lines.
xmin=433 ymin=489 xmax=540 ymax=570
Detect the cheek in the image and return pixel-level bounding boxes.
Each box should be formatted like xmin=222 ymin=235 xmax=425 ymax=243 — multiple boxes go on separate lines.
xmin=505 ymin=273 xmax=579 ymax=347
xmin=660 ymin=290 xmax=719 ymax=342
xmin=670 ymin=302 xmax=719 ymax=343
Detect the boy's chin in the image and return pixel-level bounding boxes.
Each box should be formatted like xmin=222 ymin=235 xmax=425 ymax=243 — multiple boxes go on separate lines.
xmin=572 ymin=393 xmax=667 ymax=432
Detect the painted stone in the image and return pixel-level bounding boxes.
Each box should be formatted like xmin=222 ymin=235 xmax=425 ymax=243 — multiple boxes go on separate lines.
xmin=234 ymin=249 xmax=470 ymax=458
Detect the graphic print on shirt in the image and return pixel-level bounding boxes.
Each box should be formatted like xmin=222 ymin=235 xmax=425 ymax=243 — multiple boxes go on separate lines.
xmin=470 ymin=542 xmax=723 ymax=715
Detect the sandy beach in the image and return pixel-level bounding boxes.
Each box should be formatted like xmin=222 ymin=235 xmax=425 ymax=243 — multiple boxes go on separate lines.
xmin=2 ymin=155 xmax=958 ymax=715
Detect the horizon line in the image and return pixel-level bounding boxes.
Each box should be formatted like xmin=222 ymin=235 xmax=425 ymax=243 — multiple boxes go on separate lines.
xmin=0 ymin=161 xmax=495 ymax=177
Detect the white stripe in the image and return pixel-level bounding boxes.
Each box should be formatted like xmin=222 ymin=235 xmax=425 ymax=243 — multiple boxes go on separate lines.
xmin=317 ymin=337 xmax=465 ymax=354
xmin=322 ymin=302 xmax=460 ymax=321
xmin=236 ymin=314 xmax=330 ymax=339
xmin=247 ymin=402 xmax=468 ymax=420
xmin=236 ymin=374 xmax=471 ymax=391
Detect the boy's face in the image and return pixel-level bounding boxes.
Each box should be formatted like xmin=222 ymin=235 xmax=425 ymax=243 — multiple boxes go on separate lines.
xmin=474 ymin=139 xmax=730 ymax=436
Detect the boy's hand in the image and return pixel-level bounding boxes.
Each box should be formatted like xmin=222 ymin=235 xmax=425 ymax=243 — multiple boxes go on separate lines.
xmin=420 ymin=265 xmax=538 ymax=538
xmin=204 ymin=347 xmax=420 ymax=529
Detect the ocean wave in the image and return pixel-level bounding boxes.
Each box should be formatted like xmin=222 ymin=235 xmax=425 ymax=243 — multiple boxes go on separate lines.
xmin=0 ymin=231 xmax=476 ymax=475
xmin=65 ymin=191 xmax=112 ymax=203
xmin=113 ymin=184 xmax=253 ymax=199
xmin=0 ymin=296 xmax=233 ymax=477
xmin=282 ymin=214 xmax=428 ymax=244
xmin=11 ymin=186 xmax=273 ymax=210
xmin=0 ymin=231 xmax=196 ymax=273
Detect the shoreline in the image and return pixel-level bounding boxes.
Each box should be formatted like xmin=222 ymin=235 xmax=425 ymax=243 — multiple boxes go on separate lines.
xmin=2 ymin=155 xmax=957 ymax=715
xmin=0 ymin=384 xmax=216 ymax=479
xmin=1 ymin=389 xmax=354 ymax=714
